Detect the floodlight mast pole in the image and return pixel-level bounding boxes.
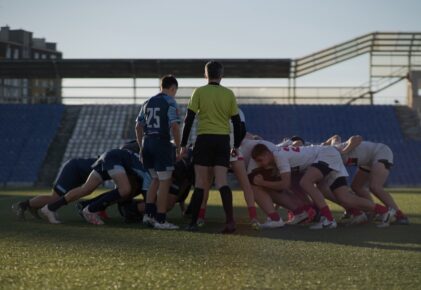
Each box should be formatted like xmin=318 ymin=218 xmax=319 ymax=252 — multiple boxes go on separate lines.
xmin=131 ymin=60 xmax=136 ymax=105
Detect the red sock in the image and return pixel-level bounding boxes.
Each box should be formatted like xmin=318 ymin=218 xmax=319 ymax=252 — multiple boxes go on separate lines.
xmin=347 ymin=208 xmax=363 ymax=216
xmin=320 ymin=206 xmax=334 ymax=221
xmin=292 ymin=207 xmax=304 ymax=215
xmin=247 ymin=207 xmax=257 ymax=220
xmin=396 ymin=209 xmax=405 ymax=219
xmin=268 ymin=212 xmax=280 ymax=221
xmin=374 ymin=204 xmax=388 ymax=214
xmin=198 ymin=208 xmax=206 ymax=219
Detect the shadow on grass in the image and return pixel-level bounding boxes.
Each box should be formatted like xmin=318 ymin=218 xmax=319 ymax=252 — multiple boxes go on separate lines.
xmin=1 ymin=195 xmax=421 ymax=255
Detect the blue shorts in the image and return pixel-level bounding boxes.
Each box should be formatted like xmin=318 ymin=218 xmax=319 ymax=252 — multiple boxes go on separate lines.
xmin=142 ymin=136 xmax=175 ymax=172
xmin=53 ymin=159 xmax=95 ymax=196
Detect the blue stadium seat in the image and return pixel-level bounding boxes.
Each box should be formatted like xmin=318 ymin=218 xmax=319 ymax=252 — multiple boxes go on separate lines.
xmin=0 ymin=104 xmax=64 ymax=185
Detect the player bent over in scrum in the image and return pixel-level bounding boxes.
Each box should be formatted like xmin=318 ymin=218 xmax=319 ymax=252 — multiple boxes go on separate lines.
xmin=12 ymin=157 xmax=96 ymax=220
xmin=250 ymin=144 xmax=396 ymax=229
xmin=40 ymin=149 xmax=150 ymax=224
xmin=327 ymin=135 xmax=409 ymax=225
xmin=244 ymin=139 xmax=316 ymax=227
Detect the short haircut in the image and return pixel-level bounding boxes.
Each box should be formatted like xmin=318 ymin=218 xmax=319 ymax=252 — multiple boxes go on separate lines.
xmin=291 ymin=136 xmax=305 ymax=144
xmin=160 ymin=75 xmax=178 ymax=89
xmin=205 ymin=61 xmax=224 ymax=79
xmin=251 ymin=143 xmax=270 ymax=159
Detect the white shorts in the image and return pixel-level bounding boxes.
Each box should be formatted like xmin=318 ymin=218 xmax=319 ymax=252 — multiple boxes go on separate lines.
xmin=148 ymin=169 xmax=172 ymax=181
xmin=315 ymin=146 xmax=349 ymax=179
xmin=230 ymin=148 xmax=244 ymax=162
xmin=372 ymin=144 xmax=394 ymax=165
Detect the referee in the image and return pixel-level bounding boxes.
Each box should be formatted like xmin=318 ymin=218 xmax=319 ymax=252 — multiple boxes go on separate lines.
xmin=180 ymin=61 xmax=243 ymax=233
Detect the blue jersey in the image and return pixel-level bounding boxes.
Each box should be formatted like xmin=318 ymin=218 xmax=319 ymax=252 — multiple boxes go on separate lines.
xmin=92 ymin=149 xmax=151 ymax=192
xmin=136 ymin=93 xmax=180 ymax=140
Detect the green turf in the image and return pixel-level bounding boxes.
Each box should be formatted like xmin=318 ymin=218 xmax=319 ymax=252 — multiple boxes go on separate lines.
xmin=1 ymin=188 xmax=421 ymax=290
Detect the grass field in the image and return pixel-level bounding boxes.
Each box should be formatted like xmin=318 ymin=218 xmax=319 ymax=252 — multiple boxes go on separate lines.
xmin=1 ymin=188 xmax=421 ymax=290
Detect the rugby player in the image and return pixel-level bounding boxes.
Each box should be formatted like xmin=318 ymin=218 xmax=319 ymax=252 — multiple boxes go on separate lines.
xmin=250 ymin=143 xmax=396 ymax=229
xmin=327 ymin=135 xmax=409 ymax=225
xmin=136 ymin=75 xmax=181 ymax=230
xmin=12 ymin=157 xmax=96 ymax=220
xmin=40 ymin=148 xmax=150 ymax=224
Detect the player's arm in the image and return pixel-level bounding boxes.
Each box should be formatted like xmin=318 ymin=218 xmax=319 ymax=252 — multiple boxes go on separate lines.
xmin=168 ymin=99 xmax=181 ymax=156
xmin=322 ymin=134 xmax=341 ymax=146
xmin=340 ymin=135 xmax=363 ymax=154
xmin=135 ymin=106 xmax=146 ymax=153
xmin=181 ymin=89 xmax=199 ymax=152
xmin=229 ymin=94 xmax=243 ymax=149
xmin=253 ymin=171 xmax=291 ymax=191
xmin=181 ymin=109 xmax=195 ymax=148
xmin=231 ymin=114 xmax=244 ymax=149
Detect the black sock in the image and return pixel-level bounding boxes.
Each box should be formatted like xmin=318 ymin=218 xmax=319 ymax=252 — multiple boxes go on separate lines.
xmin=145 ymin=203 xmax=157 ymax=218
xmin=219 ymin=185 xmax=234 ymax=224
xmin=48 ymin=197 xmax=68 ymax=211
xmin=189 ymin=188 xmax=204 ymax=225
xmin=20 ymin=200 xmax=30 ymax=210
xmin=88 ymin=189 xmax=121 ymax=212
xmin=81 ymin=193 xmax=105 ymax=208
xmin=156 ymin=212 xmax=166 ymax=224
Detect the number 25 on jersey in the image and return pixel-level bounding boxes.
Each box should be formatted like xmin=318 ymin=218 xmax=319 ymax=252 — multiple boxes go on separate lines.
xmin=146 ymin=108 xmax=160 ymax=128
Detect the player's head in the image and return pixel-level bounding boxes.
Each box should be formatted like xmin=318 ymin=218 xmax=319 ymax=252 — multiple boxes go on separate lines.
xmin=160 ymin=75 xmax=178 ymax=97
xmin=291 ymin=136 xmax=305 ymax=147
xmin=251 ymin=144 xmax=274 ymax=168
xmin=205 ymin=61 xmax=224 ymax=81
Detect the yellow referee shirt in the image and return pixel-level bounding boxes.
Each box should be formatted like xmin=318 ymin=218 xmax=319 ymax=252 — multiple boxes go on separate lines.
xmin=188 ymin=84 xmax=239 ymax=135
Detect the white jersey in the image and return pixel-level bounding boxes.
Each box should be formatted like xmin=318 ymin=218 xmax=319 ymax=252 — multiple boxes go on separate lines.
xmin=336 ymin=141 xmax=391 ymax=166
xmin=275 ymin=145 xmax=349 ymax=185
xmin=276 ymin=139 xmax=293 ymax=147
xmin=241 ymin=139 xmax=278 ymax=172
xmin=274 ymin=145 xmax=323 ymax=173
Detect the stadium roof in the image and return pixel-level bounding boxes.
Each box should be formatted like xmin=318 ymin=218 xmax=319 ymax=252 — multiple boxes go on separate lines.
xmin=0 ymin=59 xmax=292 ymax=78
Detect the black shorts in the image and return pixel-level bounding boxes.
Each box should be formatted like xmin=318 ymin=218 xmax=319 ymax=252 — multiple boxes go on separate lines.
xmin=193 ymin=134 xmax=230 ymax=167
xmin=53 ymin=160 xmax=87 ymax=196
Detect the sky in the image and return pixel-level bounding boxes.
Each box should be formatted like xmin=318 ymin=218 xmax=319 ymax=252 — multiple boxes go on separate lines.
xmin=1 ymin=0 xmax=420 ymax=103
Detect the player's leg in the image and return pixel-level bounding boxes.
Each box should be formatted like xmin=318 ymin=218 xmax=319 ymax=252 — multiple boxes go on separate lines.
xmin=331 ymin=177 xmax=394 ymax=227
xmin=40 ymin=171 xmax=103 ymax=224
xmin=350 ymin=167 xmax=373 ymax=202
xmin=252 ymin=185 xmax=284 ymax=228
xmin=186 ymin=135 xmax=212 ymax=230
xmin=231 ymin=159 xmax=258 ymax=225
xmin=143 ymin=175 xmax=159 ymax=225
xmin=277 ymin=189 xmax=314 ymax=225
xmin=187 ymin=164 xmax=210 ymax=230
xmin=13 ymin=160 xmax=78 ymax=219
xmin=82 ymin=169 xmax=132 ymax=225
xmin=142 ymin=138 xmax=159 ymax=226
xmin=153 ymin=170 xmax=178 ymax=229
xmin=196 ymin=168 xmax=212 ymax=226
xmin=150 ymin=140 xmax=178 ymax=230
xmin=299 ymin=166 xmax=337 ymax=229
xmin=12 ymin=190 xmax=60 ymax=220
xmin=369 ymin=161 xmax=408 ymax=224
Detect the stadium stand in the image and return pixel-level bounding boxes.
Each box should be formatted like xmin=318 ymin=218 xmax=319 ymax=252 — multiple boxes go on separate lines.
xmin=61 ymin=105 xmax=139 ymax=161
xmin=2 ymin=104 xmax=419 ymax=187
xmin=0 ymin=104 xmax=64 ymax=186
